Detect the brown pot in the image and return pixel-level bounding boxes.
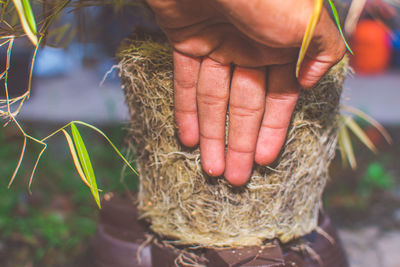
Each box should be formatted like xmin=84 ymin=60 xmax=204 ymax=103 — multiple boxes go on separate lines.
xmin=85 ymin=193 xmax=348 ymax=267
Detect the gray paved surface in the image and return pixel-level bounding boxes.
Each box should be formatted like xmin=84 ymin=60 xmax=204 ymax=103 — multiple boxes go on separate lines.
xmin=18 ymin=67 xmax=129 ymax=124
xmin=17 ymin=68 xmax=400 ymax=125
xmin=343 ymin=70 xmax=400 ymax=125
xmin=340 ymin=228 xmax=400 ymax=267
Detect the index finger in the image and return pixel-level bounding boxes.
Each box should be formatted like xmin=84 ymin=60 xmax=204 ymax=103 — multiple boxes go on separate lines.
xmin=173 ymin=50 xmax=201 ymax=147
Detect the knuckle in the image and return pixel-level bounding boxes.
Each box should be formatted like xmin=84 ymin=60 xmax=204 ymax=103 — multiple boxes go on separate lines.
xmin=200 ymin=132 xmax=224 ymax=141
xmin=229 ymin=104 xmax=263 ymax=118
xmin=267 ymin=92 xmax=298 ymax=102
xmin=197 ymin=92 xmax=228 ymax=106
xmin=228 ymin=145 xmax=253 ymax=154
xmin=175 ymin=77 xmax=196 ymax=90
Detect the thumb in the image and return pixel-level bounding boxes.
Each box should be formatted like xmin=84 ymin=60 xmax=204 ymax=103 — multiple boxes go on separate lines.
xmin=297 ymin=8 xmax=347 ymax=89
xmin=297 ymin=57 xmax=339 ymax=89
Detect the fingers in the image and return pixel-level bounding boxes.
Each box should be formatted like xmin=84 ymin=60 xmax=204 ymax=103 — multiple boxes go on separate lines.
xmin=255 ymin=63 xmax=299 ymax=165
xmin=173 ymin=51 xmax=201 ymax=147
xmin=197 ymin=57 xmax=231 ymax=177
xmin=225 ymin=67 xmax=266 ymax=186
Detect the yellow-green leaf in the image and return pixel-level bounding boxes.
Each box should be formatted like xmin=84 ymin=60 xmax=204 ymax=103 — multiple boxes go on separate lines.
xmin=296 ymin=0 xmax=323 ymax=77
xmin=341 ymin=105 xmax=392 ymax=144
xmin=327 ymin=0 xmax=353 ymax=54
xmin=343 ymin=115 xmax=377 ymax=153
xmin=339 ymin=118 xmax=357 ymax=169
xmin=73 ymin=121 xmax=138 ymax=176
xmin=62 ymin=129 xmax=92 ymax=189
xmin=70 ymin=123 xmax=101 ymax=209
xmin=11 ymin=0 xmax=37 ymax=45
xmin=21 ymin=0 xmax=37 ymax=34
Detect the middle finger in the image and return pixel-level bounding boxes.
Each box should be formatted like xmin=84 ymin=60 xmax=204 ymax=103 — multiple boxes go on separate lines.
xmin=224 ymin=66 xmax=266 ymax=186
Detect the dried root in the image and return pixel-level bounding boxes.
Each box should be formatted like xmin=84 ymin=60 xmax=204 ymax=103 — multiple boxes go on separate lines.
xmin=119 ymin=33 xmax=348 ymax=247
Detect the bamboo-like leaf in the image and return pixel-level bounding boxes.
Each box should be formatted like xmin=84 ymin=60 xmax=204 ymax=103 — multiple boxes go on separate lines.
xmin=73 ymin=121 xmax=138 ymax=176
xmin=327 ymin=0 xmax=353 ymax=54
xmin=11 ymin=0 xmax=37 ymax=45
xmin=337 ymin=133 xmax=347 ymax=167
xmin=8 ymin=136 xmax=26 ymax=188
xmin=336 ymin=115 xmax=347 ymax=167
xmin=21 ymin=0 xmax=36 ymax=33
xmin=296 ymin=0 xmax=323 ymax=77
xmin=341 ymin=105 xmax=392 ymax=144
xmin=343 ymin=115 xmax=377 ymax=153
xmin=70 ymin=123 xmax=101 ymax=209
xmin=339 ymin=118 xmax=357 ymax=169
xmin=62 ymin=129 xmax=92 ymax=189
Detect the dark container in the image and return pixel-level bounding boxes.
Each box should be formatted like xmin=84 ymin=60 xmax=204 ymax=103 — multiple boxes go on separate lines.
xmin=85 ymin=193 xmax=348 ymax=267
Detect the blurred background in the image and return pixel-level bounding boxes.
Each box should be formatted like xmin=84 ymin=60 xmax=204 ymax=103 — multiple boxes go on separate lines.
xmin=0 ymin=0 xmax=399 ymax=266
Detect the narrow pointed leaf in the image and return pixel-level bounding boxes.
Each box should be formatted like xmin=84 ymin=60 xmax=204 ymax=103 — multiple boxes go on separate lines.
xmin=343 ymin=115 xmax=377 ymax=153
xmin=296 ymin=0 xmax=323 ymax=77
xmin=327 ymin=0 xmax=353 ymax=54
xmin=336 ymin=116 xmax=347 ymax=167
xmin=337 ymin=135 xmax=348 ymax=167
xmin=341 ymin=105 xmax=392 ymax=144
xmin=73 ymin=121 xmax=138 ymax=176
xmin=21 ymin=0 xmax=37 ymax=34
xmin=62 ymin=129 xmax=92 ymax=189
xmin=11 ymin=0 xmax=37 ymax=45
xmin=339 ymin=118 xmax=356 ymax=169
xmin=70 ymin=123 xmax=101 ymax=209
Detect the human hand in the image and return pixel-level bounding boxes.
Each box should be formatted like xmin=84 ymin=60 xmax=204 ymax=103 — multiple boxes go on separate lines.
xmin=146 ymin=0 xmax=346 ymax=186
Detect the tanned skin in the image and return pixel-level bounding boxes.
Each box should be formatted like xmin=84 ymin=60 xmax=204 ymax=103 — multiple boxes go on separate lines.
xmin=146 ymin=0 xmax=346 ymax=186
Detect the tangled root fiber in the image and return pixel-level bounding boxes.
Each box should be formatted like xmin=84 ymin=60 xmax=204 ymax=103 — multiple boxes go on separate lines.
xmin=119 ymin=33 xmax=348 ymax=247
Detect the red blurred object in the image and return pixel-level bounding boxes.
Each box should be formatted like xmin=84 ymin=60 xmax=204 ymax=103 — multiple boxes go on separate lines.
xmin=365 ymin=125 xmax=385 ymax=149
xmin=351 ymin=20 xmax=392 ymax=74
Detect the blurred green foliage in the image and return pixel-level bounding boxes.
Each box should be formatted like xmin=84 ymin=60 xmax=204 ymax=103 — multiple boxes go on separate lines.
xmin=358 ymin=161 xmax=394 ymax=197
xmin=0 ymin=124 xmax=137 ymax=266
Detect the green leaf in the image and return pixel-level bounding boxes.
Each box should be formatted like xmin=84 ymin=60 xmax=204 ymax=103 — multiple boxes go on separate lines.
xmin=62 ymin=129 xmax=92 ymax=190
xmin=72 ymin=121 xmax=138 ymax=176
xmin=11 ymin=0 xmax=37 ymax=45
xmin=70 ymin=123 xmax=101 ymax=209
xmin=21 ymin=0 xmax=37 ymax=34
xmin=343 ymin=115 xmax=377 ymax=153
xmin=327 ymin=0 xmax=353 ymax=54
xmin=339 ymin=118 xmax=356 ymax=169
xmin=341 ymin=105 xmax=392 ymax=144
xmin=337 ymin=116 xmax=348 ymax=167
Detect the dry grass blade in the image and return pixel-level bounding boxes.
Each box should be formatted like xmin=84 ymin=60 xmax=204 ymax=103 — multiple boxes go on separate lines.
xmin=70 ymin=123 xmax=101 ymax=209
xmin=28 ymin=142 xmax=47 ymax=193
xmin=338 ymin=117 xmax=356 ymax=169
xmin=341 ymin=105 xmax=392 ymax=144
xmin=343 ymin=114 xmax=377 ymax=153
xmin=8 ymin=136 xmax=26 ymax=188
xmin=296 ymin=0 xmax=323 ymax=77
xmin=344 ymin=0 xmax=367 ymax=35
